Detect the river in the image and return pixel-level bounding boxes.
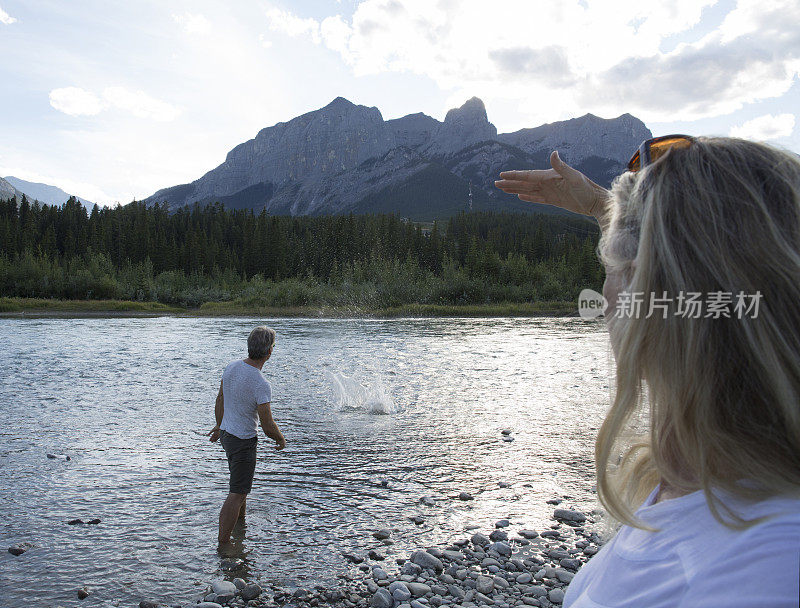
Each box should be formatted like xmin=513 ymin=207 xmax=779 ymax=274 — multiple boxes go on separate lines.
xmin=0 ymin=316 xmax=612 ymax=607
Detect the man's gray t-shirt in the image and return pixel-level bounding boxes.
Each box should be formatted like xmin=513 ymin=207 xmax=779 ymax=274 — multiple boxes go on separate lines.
xmin=220 ymin=360 xmax=272 ymax=440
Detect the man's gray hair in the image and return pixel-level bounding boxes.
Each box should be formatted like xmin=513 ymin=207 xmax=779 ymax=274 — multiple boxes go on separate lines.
xmin=248 ymin=326 xmax=276 ymax=359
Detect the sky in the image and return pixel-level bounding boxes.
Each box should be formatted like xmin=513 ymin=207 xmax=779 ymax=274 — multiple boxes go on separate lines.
xmin=0 ymin=0 xmax=798 ymax=205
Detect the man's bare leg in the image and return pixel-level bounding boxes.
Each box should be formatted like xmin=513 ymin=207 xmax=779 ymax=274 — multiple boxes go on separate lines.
xmin=218 ymin=492 xmax=246 ymax=547
xmin=238 ymin=496 xmax=247 ymax=521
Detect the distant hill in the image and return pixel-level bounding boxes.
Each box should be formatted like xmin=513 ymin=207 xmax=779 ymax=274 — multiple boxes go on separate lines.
xmin=3 ymin=176 xmax=94 ymax=210
xmin=146 ymin=97 xmax=651 ymax=222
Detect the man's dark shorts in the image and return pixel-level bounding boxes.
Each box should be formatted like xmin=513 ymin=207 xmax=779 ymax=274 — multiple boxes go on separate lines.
xmin=220 ymin=430 xmax=257 ymax=495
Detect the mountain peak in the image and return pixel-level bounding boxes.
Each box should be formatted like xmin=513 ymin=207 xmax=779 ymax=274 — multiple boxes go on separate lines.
xmin=324 ymin=96 xmax=356 ymax=110
xmin=444 ymin=97 xmax=488 ymax=124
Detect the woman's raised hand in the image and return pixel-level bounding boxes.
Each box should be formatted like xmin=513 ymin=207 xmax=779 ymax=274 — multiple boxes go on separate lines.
xmin=494 ymin=150 xmax=610 ymax=218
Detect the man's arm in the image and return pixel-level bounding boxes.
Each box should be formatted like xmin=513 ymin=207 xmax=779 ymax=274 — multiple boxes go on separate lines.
xmin=208 ymin=380 xmax=223 ymax=442
xmin=257 ymin=402 xmax=285 ymax=450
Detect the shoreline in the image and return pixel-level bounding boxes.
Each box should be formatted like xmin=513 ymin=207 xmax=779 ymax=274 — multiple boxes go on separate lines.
xmin=0 ymin=298 xmax=578 ymax=319
xmin=162 ymin=502 xmax=602 ymax=608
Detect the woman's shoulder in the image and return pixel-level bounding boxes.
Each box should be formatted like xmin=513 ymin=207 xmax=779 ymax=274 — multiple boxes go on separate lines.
xmin=683 ymin=497 xmax=800 ymax=606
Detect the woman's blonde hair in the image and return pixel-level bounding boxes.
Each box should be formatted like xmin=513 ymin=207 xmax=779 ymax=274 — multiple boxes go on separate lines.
xmin=597 ymin=137 xmax=800 ymax=529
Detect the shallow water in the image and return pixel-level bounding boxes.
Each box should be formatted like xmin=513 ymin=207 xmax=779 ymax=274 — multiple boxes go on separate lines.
xmin=0 ymin=316 xmax=612 ymax=607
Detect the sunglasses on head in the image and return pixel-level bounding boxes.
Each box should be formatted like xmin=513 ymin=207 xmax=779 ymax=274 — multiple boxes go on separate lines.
xmin=628 ymin=134 xmax=695 ymax=172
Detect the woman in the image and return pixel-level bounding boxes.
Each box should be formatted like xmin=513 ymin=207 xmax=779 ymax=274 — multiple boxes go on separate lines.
xmin=495 ymin=137 xmax=800 ymax=607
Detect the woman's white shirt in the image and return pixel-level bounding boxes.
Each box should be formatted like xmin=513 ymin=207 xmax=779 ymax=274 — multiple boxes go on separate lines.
xmin=563 ymin=486 xmax=800 ymax=607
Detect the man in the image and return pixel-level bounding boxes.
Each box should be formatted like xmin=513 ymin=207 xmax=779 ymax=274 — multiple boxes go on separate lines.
xmin=208 ymin=326 xmax=286 ymax=549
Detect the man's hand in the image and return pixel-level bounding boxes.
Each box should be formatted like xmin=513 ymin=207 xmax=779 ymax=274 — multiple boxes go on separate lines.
xmin=275 ymin=434 xmax=286 ymax=451
xmin=208 ymin=426 xmax=220 ymax=442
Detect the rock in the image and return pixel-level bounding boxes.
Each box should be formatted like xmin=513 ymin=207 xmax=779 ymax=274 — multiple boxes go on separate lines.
xmin=368 ymin=550 xmax=386 ymax=561
xmin=67 ymin=519 xmax=83 ymax=525
xmin=8 ymin=544 xmax=27 ymax=556
xmin=232 ymin=578 xmax=246 ymax=589
xmin=502 ymin=436 xmax=514 ymax=442
xmin=490 ymin=541 xmax=511 ymax=556
xmin=242 ymin=584 xmax=262 ymax=601
xmin=409 ymin=516 xmax=425 ymax=525
xmin=546 ymin=499 xmax=562 ymax=505
xmin=374 ymin=529 xmax=392 ymax=540
xmin=371 ymin=588 xmax=393 ymax=608
xmin=553 ymin=509 xmax=586 ymax=523
xmin=294 ymin=588 xmax=309 ymax=598
xmin=493 ymin=576 xmax=509 ymax=589
xmin=547 ymin=549 xmax=570 ymax=561
xmin=489 ymin=530 xmax=508 ymax=542
xmin=390 ymin=582 xmax=411 ymax=601
xmin=527 ymin=585 xmax=548 ymax=598
xmin=442 ymin=550 xmax=463 ymax=562
xmin=410 ymin=601 xmax=426 ymax=608
xmin=555 ymin=569 xmax=574 ymax=584
xmin=401 ymin=562 xmax=423 ymax=576
xmin=501 ymin=429 xmax=512 ymax=435
xmin=77 ymin=587 xmax=91 ymax=600
xmin=521 ymin=598 xmax=540 ymax=606
xmin=476 ymin=576 xmax=494 ymax=595
xmin=87 ymin=518 xmax=101 ymax=525
xmin=343 ymin=552 xmax=364 ymax=564
xmin=540 ymin=531 xmax=561 ymax=540
xmin=406 ymin=582 xmax=432 ymax=597
xmin=411 ymin=550 xmax=443 ymax=572
xmin=583 ymin=546 xmax=599 ymax=556
xmin=516 ymin=572 xmax=533 ymax=584
xmin=139 ymin=602 xmax=159 ymax=608
xmin=548 ymin=588 xmax=565 ymax=604
xmin=420 ymin=497 xmax=436 ymax=506
xmin=559 ymin=558 xmax=581 ymax=571
xmin=518 ymin=530 xmax=539 ymax=539
xmin=498 ymin=481 xmax=512 ymax=488
xmin=494 ymin=519 xmax=510 ymax=528
xmin=195 ymin=604 xmax=224 ymax=608
xmin=471 ymin=533 xmax=490 ymax=547
xmin=475 ymin=592 xmax=495 ymax=605
xmin=220 ymin=558 xmax=244 ymax=571
xmin=458 ymin=492 xmax=474 ymax=501
xmin=373 ymin=568 xmax=389 ymax=581
xmin=212 ymin=581 xmax=238 ymax=595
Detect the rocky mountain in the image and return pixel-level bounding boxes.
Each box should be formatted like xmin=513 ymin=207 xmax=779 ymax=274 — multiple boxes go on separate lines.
xmin=0 ymin=177 xmax=23 ymax=200
xmin=146 ymin=97 xmax=651 ymax=221
xmin=3 ymin=176 xmax=94 ymax=210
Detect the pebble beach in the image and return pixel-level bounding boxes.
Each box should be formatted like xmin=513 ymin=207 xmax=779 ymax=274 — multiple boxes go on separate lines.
xmin=120 ymin=503 xmax=604 ymax=608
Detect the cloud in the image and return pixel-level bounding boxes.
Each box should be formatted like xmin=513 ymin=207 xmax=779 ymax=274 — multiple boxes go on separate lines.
xmin=49 ymin=87 xmax=105 ymax=116
xmin=730 ymin=113 xmax=796 ymax=140
xmin=265 ymin=7 xmax=321 ymax=43
xmin=489 ymin=46 xmax=577 ymax=87
xmin=49 ymin=86 xmax=180 ymax=121
xmin=0 ymin=5 xmax=16 ymax=24
xmin=260 ymin=0 xmax=800 ymax=125
xmin=173 ymin=12 xmax=211 ymax=35
xmin=102 ymin=87 xmax=181 ymax=122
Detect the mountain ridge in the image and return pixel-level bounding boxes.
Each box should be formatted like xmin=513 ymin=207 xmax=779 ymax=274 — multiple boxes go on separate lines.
xmin=2 ymin=176 xmax=94 ymax=210
xmin=146 ymin=97 xmax=651 ymax=221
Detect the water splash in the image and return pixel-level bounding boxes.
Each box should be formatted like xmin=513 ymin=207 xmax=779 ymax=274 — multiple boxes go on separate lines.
xmin=326 ymin=371 xmax=398 ymax=415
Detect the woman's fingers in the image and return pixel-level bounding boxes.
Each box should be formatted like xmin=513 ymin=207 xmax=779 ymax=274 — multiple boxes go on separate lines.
xmin=518 ymin=194 xmax=546 ymax=204
xmin=494 ymin=179 xmax=539 ymax=192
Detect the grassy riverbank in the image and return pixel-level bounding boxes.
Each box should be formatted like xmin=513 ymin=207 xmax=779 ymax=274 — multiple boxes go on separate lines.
xmin=0 ymin=297 xmax=576 ymax=317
